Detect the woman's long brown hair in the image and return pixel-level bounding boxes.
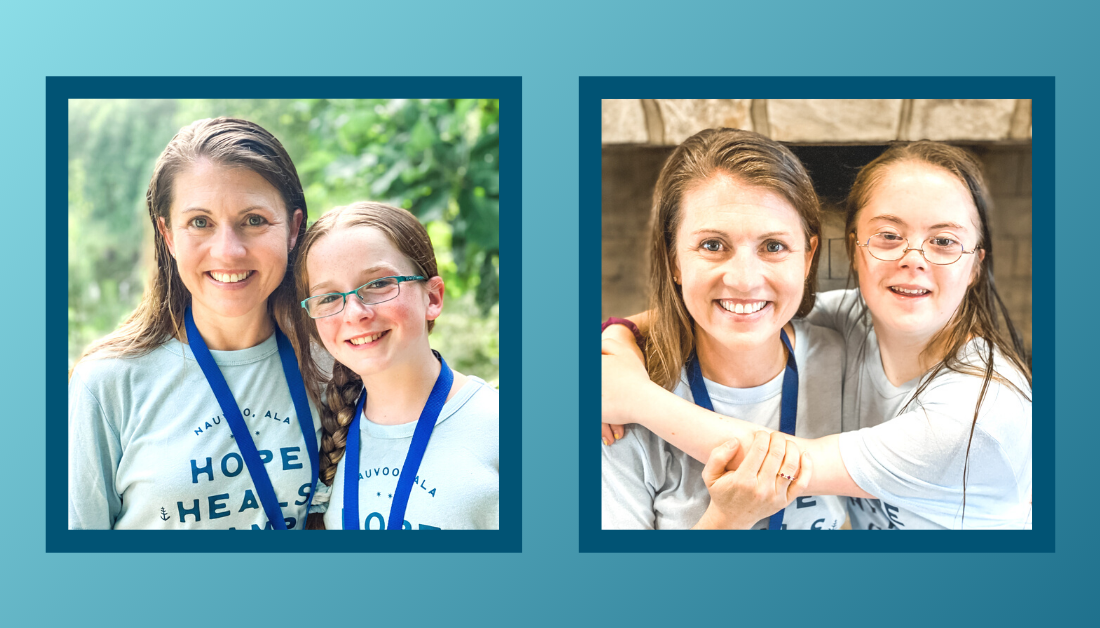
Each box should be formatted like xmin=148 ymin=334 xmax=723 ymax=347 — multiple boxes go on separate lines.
xmin=71 ymin=117 xmax=308 ymax=373
xmin=645 ymin=128 xmax=822 ymax=390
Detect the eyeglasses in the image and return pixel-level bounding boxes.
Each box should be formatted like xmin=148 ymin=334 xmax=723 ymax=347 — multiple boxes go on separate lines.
xmin=855 ymin=233 xmax=981 ymax=266
xmin=300 ymin=275 xmax=426 ymax=319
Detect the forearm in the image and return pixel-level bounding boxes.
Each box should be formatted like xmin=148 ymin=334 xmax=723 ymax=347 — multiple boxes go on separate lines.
xmin=631 ymin=383 xmax=870 ymax=499
xmin=629 ymin=381 xmax=757 ymax=463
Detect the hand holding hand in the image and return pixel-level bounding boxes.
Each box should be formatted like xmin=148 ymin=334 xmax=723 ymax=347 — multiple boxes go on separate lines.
xmin=694 ymin=432 xmax=813 ymax=530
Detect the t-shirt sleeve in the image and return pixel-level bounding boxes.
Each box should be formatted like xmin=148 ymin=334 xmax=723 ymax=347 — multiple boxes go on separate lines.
xmin=309 ymin=481 xmax=332 ymax=514
xmin=805 ymin=289 xmax=864 ymax=341
xmin=601 ymin=431 xmax=658 ymax=530
xmin=838 ymin=381 xmax=1030 ymax=528
xmin=68 ymin=368 xmax=123 ymax=530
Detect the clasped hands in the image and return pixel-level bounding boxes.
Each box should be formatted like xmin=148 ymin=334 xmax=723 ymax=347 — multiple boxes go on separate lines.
xmin=602 ymin=333 xmax=812 ymax=530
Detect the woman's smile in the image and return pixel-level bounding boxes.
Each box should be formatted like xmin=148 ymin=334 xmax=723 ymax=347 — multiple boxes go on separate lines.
xmin=716 ymin=298 xmax=771 ymax=317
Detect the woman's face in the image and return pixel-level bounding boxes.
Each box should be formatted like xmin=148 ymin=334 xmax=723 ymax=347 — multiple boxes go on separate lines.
xmin=305 ymin=225 xmax=443 ymax=379
xmin=158 ymin=161 xmax=303 ymax=325
xmin=675 ymin=174 xmax=817 ymax=355
xmin=852 ymin=161 xmax=984 ymax=343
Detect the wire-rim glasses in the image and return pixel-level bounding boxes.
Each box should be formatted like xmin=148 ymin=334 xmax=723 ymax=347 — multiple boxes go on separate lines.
xmin=300 ymin=275 xmax=426 ymax=319
xmin=855 ymin=233 xmax=981 ymax=266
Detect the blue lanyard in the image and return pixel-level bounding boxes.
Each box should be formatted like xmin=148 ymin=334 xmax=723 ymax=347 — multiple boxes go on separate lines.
xmin=342 ymin=353 xmax=453 ymax=530
xmin=184 ymin=307 xmax=319 ymax=530
xmin=688 ymin=328 xmax=798 ymax=530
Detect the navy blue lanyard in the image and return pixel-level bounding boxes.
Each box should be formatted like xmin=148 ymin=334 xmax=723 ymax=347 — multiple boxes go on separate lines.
xmin=343 ymin=353 xmax=453 ymax=530
xmin=688 ymin=328 xmax=798 ymax=530
xmin=184 ymin=307 xmax=319 ymax=530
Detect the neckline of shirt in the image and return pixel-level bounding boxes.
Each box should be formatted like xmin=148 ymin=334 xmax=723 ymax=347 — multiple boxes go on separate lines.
xmin=359 ymin=376 xmax=489 ymax=439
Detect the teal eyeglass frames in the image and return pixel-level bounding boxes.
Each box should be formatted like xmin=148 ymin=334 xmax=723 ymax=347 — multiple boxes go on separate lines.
xmin=300 ymin=275 xmax=426 ymax=319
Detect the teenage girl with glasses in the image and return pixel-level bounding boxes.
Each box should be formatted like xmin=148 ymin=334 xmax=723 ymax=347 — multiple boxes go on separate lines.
xmin=296 ymin=202 xmax=499 ymax=530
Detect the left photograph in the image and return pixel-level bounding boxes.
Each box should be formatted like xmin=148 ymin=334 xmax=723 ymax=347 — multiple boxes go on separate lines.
xmin=54 ymin=80 xmax=519 ymax=552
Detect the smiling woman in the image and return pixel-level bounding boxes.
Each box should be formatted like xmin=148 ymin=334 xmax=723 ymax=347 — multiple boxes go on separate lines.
xmin=157 ymin=162 xmax=303 ymax=350
xmin=602 ymin=128 xmax=847 ymax=531
xmin=68 ymin=118 xmax=321 ymax=530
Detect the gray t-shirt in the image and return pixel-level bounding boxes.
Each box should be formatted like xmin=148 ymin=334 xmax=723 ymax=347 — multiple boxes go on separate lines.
xmin=316 ymin=376 xmax=499 ymax=530
xmin=602 ymin=319 xmax=848 ymax=530
xmin=69 ymin=334 xmax=323 ymax=530
xmin=808 ymin=289 xmax=1033 ymax=530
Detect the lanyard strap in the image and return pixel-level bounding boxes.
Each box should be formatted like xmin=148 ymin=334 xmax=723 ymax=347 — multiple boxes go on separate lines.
xmin=688 ymin=328 xmax=798 ymax=530
xmin=343 ymin=353 xmax=454 ymax=530
xmin=185 ymin=307 xmax=318 ymax=530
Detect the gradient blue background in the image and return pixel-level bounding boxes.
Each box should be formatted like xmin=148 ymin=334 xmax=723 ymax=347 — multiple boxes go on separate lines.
xmin=5 ymin=0 xmax=1092 ymax=623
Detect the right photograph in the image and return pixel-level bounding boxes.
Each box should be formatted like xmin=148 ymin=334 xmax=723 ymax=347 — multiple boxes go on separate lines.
xmin=596 ymin=96 xmax=1034 ymax=537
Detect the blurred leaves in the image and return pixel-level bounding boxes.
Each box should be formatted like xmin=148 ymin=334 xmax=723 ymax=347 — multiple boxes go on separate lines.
xmin=69 ymin=99 xmax=500 ymax=381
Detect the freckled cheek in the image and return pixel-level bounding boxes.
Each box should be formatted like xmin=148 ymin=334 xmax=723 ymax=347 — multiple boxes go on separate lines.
xmin=385 ymin=298 xmax=426 ymax=331
xmin=314 ymin=319 xmax=345 ymax=354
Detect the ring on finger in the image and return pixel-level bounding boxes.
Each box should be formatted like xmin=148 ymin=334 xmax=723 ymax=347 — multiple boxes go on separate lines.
xmin=778 ymin=472 xmax=795 ymax=481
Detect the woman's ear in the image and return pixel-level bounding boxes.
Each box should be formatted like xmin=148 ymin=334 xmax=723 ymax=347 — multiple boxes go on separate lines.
xmin=157 ymin=217 xmax=176 ymax=258
xmin=288 ymin=208 xmax=304 ymax=251
xmin=425 ymin=276 xmax=445 ymax=321
xmin=804 ymin=235 xmax=819 ymax=279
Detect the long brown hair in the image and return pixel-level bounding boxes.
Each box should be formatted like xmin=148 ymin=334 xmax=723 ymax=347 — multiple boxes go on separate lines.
xmin=292 ymin=202 xmax=440 ymax=490
xmin=645 ymin=128 xmax=822 ymax=390
xmin=72 ymin=117 xmax=308 ymax=372
xmin=845 ymin=141 xmax=1032 ymax=522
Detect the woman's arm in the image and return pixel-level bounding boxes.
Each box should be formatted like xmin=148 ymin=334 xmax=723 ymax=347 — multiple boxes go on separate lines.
xmin=602 ymin=345 xmax=872 ymax=499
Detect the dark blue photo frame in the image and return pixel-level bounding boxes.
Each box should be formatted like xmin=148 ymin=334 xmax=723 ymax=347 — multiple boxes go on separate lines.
xmin=579 ymin=77 xmax=1052 ymax=553
xmin=49 ymin=76 xmax=522 ymax=553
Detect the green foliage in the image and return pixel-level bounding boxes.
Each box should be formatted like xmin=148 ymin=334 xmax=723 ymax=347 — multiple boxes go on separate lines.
xmin=68 ymin=99 xmax=499 ymax=382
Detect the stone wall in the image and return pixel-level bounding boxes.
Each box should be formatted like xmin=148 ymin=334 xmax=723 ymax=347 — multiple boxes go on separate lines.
xmin=603 ymin=99 xmax=1032 ymax=144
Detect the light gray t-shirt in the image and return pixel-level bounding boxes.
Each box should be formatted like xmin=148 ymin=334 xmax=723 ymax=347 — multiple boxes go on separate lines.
xmin=316 ymin=376 xmax=499 ymax=530
xmin=602 ymin=319 xmax=848 ymax=530
xmin=69 ymin=335 xmax=323 ymax=530
xmin=808 ymin=289 xmax=1033 ymax=530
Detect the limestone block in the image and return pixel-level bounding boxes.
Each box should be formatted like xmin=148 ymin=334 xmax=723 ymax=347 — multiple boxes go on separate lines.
xmin=656 ymin=99 xmax=753 ymax=145
xmin=981 ymin=150 xmax=1021 ymax=197
xmin=769 ymin=99 xmax=903 ymax=142
xmin=908 ymin=100 xmax=1016 ymax=141
xmin=601 ymin=146 xmax=672 ymax=318
xmin=1014 ymin=240 xmax=1032 ymax=279
xmin=991 ymin=196 xmax=1032 ymax=238
xmin=1019 ymin=152 xmax=1032 ymax=196
xmin=819 ymin=208 xmax=850 ymax=281
xmin=602 ymin=100 xmax=648 ymax=144
xmin=991 ymin=238 xmax=1016 ymax=277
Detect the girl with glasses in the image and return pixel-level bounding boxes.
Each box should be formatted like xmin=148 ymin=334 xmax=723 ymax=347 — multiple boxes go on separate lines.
xmin=602 ymin=128 xmax=849 ymax=530
xmin=69 ymin=118 xmax=321 ymax=530
xmin=603 ymin=141 xmax=1032 ymax=529
xmin=295 ymin=202 xmax=499 ymax=530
